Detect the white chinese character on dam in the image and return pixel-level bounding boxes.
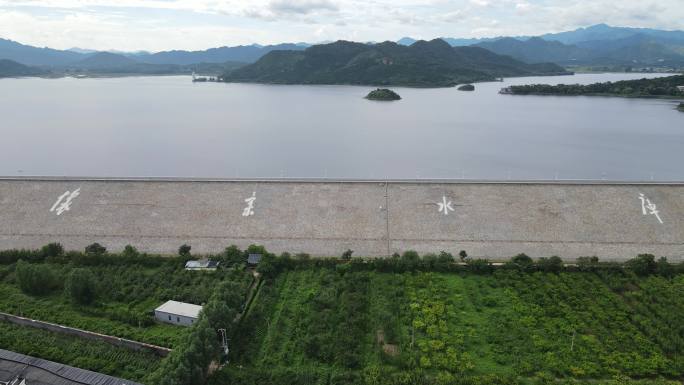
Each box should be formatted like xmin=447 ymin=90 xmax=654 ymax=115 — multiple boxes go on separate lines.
xmin=437 ymin=196 xmax=455 ymax=216
xmin=639 ymin=193 xmax=663 ymax=224
xmin=50 ymin=188 xmax=81 ymax=216
xmin=242 ymin=192 xmax=256 ymax=217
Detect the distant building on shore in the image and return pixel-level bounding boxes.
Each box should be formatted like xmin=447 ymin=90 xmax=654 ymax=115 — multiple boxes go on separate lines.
xmin=677 ymin=85 xmax=684 ymax=92
xmin=154 ymin=300 xmax=202 ymax=326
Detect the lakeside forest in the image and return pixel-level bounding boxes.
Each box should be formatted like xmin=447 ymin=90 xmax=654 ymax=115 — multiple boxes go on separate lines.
xmin=0 ymin=244 xmax=683 ymax=385
xmin=503 ymin=74 xmax=684 ymax=99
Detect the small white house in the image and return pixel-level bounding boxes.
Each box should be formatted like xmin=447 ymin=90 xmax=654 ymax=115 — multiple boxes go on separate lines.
xmin=154 ymin=300 xmax=203 ymax=327
xmin=677 ymin=85 xmax=684 ymax=92
xmin=184 ymin=259 xmax=219 ymax=271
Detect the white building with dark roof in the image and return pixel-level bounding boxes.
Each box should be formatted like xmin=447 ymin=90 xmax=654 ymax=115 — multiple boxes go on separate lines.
xmin=154 ymin=300 xmax=202 ymax=326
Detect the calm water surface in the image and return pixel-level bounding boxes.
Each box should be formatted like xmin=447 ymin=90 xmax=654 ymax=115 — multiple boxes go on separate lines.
xmin=1 ymin=73 xmax=682 ymax=180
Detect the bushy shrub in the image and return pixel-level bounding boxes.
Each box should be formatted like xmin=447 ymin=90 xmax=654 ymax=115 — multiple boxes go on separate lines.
xmin=65 ymin=268 xmax=98 ymax=305
xmin=537 ymin=256 xmax=563 ymax=273
xmin=221 ymin=245 xmax=244 ymax=266
xmin=85 ymin=243 xmax=107 ymax=255
xmin=122 ymin=244 xmax=139 ymax=258
xmin=178 ymin=244 xmax=192 ymax=257
xmin=626 ymin=254 xmax=657 ymax=276
xmin=15 ymin=260 xmax=59 ymax=295
xmin=40 ymin=243 xmax=64 ymax=258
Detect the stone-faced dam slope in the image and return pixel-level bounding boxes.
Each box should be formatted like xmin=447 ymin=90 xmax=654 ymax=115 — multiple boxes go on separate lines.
xmin=0 ymin=178 xmax=681 ymax=261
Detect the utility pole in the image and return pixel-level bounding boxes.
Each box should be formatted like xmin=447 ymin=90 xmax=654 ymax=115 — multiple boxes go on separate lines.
xmin=570 ymin=330 xmax=576 ymax=352
xmin=410 ymin=326 xmax=415 ymax=348
xmin=218 ymin=328 xmax=229 ymax=356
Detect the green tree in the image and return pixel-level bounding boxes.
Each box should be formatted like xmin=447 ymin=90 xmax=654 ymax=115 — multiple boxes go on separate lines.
xmin=15 ymin=260 xmax=58 ymax=295
xmin=122 ymin=244 xmax=139 ymax=258
xmin=256 ymin=254 xmax=277 ymax=278
xmin=626 ymin=254 xmax=657 ymax=276
xmin=65 ymin=268 xmax=98 ymax=305
xmin=537 ymin=256 xmax=563 ymax=273
xmin=41 ymin=243 xmax=64 ymax=258
xmin=178 ymin=244 xmax=192 ymax=257
xmin=656 ymin=257 xmax=674 ymax=277
xmin=459 ymin=250 xmax=468 ymax=261
xmin=508 ymin=253 xmax=534 ymax=272
xmin=341 ymin=249 xmax=354 ymax=260
xmin=221 ymin=245 xmax=243 ymax=265
xmin=577 ymin=256 xmax=600 ymax=271
xmin=85 ymin=243 xmax=106 ymax=255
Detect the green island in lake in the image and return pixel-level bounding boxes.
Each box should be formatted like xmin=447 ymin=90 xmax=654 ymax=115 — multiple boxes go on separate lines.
xmin=458 ymin=84 xmax=475 ymax=91
xmin=366 ymin=88 xmax=401 ymax=101
xmin=501 ymin=74 xmax=684 ymax=99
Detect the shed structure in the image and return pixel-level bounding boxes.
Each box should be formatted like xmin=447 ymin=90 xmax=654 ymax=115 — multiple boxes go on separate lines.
xmin=154 ymin=300 xmax=202 ymax=326
xmin=0 ymin=348 xmax=142 ymax=385
xmin=185 ymin=259 xmax=219 ymax=270
xmin=247 ymin=254 xmax=262 ymax=266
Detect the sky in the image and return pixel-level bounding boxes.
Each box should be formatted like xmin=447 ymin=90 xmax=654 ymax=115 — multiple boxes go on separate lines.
xmin=0 ymin=0 xmax=683 ymax=52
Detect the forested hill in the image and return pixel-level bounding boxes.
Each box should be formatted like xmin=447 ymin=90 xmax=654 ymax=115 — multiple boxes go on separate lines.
xmin=504 ymin=74 xmax=684 ymax=98
xmin=222 ymin=39 xmax=570 ymax=87
xmin=0 ymin=59 xmax=45 ymax=78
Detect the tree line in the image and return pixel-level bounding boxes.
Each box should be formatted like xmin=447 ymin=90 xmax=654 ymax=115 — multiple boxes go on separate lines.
xmin=507 ymin=74 xmax=684 ymax=97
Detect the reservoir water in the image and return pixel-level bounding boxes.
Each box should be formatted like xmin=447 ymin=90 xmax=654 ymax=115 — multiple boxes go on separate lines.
xmin=0 ymin=73 xmax=682 ymax=180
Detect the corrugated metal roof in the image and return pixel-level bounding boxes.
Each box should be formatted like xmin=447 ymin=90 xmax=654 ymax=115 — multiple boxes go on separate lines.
xmin=0 ymin=349 xmax=143 ymax=385
xmin=154 ymin=300 xmax=202 ymax=318
xmin=184 ymin=260 xmax=219 ymax=269
xmin=247 ymin=254 xmax=262 ymax=264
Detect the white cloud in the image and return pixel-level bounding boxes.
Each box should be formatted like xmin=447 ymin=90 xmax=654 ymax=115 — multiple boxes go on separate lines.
xmin=0 ymin=0 xmax=683 ymax=51
xmin=269 ymin=0 xmax=339 ymax=14
xmin=515 ymin=2 xmax=531 ymax=11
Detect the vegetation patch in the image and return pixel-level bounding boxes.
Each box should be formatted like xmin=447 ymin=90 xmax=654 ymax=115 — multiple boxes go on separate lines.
xmin=366 ymin=88 xmax=401 ymax=101
xmin=0 ymin=245 xmax=257 ymax=346
xmin=209 ymin=252 xmax=684 ymax=385
xmin=1 ymin=245 xmax=683 ymax=385
xmin=503 ymin=74 xmax=684 ymax=98
xmin=0 ymin=321 xmax=161 ymax=382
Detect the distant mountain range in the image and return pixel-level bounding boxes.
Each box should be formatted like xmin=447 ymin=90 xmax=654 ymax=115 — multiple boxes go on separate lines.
xmin=403 ymin=24 xmax=684 ymax=67
xmin=133 ymin=44 xmax=309 ymax=65
xmin=539 ymin=24 xmax=684 ymax=45
xmin=223 ymin=39 xmax=569 ymax=87
xmin=1 ymin=24 xmax=683 ymax=77
xmin=475 ymin=33 xmax=684 ymax=66
xmin=0 ymin=38 xmax=309 ymax=75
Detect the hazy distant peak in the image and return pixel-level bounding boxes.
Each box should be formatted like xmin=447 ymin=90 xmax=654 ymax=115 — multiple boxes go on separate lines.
xmin=75 ymin=51 xmax=139 ymax=68
xmin=397 ymin=37 xmax=417 ymax=46
xmin=68 ymin=47 xmax=97 ymax=54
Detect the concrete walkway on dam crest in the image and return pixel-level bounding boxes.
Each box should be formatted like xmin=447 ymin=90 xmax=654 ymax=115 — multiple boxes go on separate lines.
xmin=0 ymin=178 xmax=682 ymax=261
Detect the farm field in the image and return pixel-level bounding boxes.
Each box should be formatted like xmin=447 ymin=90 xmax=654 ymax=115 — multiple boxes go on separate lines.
xmin=0 ymin=321 xmax=161 ymax=383
xmin=0 ymin=257 xmax=252 ymax=348
xmin=213 ymin=268 xmax=684 ymax=385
